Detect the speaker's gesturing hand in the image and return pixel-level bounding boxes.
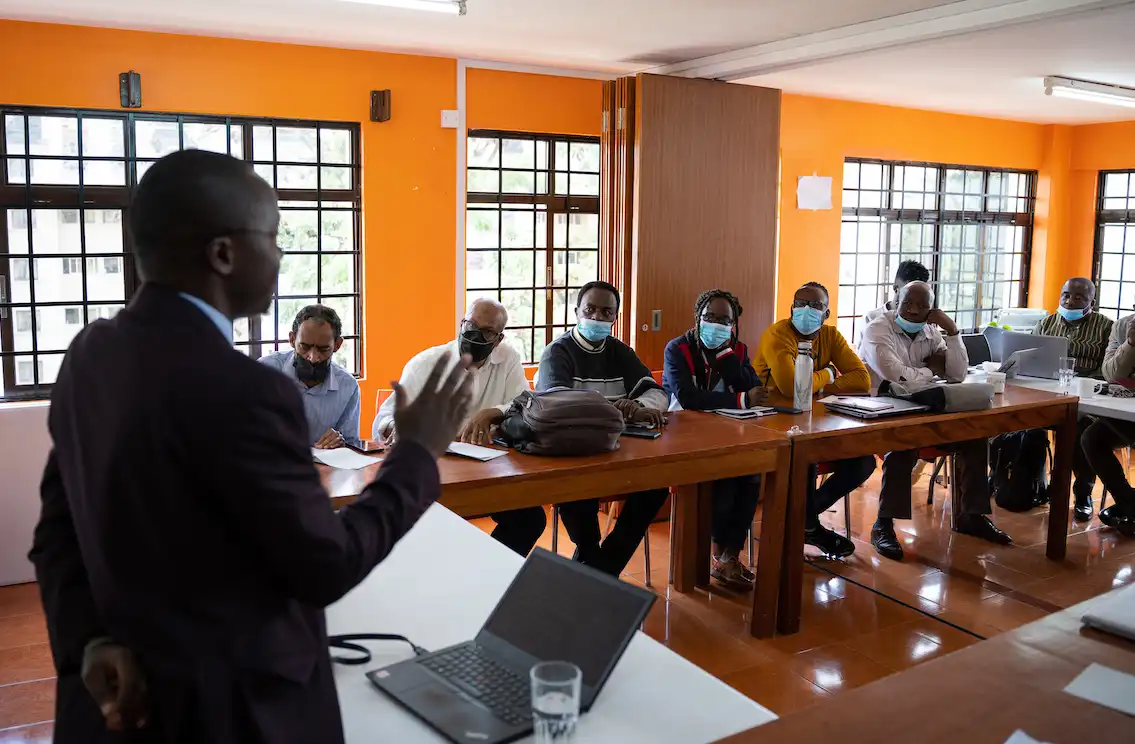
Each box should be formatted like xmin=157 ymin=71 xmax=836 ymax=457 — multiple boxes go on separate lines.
xmin=391 ymin=353 xmax=475 ymax=459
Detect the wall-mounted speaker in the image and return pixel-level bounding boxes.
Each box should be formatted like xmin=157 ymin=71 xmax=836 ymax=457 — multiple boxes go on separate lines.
xmin=119 ymin=71 xmax=142 ymax=109
xmin=370 ymin=90 xmax=391 ymax=122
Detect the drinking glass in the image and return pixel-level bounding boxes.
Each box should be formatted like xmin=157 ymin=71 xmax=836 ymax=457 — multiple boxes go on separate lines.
xmin=1058 ymin=357 xmax=1076 ymax=390
xmin=531 ymin=661 xmax=581 ymax=743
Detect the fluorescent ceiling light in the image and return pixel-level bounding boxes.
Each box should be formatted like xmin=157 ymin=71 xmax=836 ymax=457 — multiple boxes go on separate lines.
xmin=1044 ymin=76 xmax=1135 ymax=109
xmin=338 ymin=0 xmax=466 ymax=15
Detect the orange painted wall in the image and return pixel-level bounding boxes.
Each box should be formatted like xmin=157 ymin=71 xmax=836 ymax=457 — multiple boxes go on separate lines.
xmin=777 ymin=94 xmax=1049 ymax=320
xmin=467 ymin=69 xmax=602 ymax=136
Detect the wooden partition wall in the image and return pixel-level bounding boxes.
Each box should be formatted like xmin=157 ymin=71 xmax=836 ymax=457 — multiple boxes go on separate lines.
xmin=600 ymin=77 xmax=636 ymax=342
xmin=601 ymin=74 xmax=781 ymax=370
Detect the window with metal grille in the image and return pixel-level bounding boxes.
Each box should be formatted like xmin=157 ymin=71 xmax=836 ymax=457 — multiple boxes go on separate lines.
xmin=1092 ymin=170 xmax=1135 ymax=321
xmin=838 ymin=158 xmax=1035 ymax=344
xmin=0 ymin=106 xmax=361 ymax=400
xmin=465 ymin=130 xmax=600 ymax=364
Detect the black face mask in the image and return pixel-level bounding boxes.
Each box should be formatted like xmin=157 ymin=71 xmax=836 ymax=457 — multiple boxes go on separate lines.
xmin=459 ymin=330 xmax=495 ymax=365
xmin=294 ymin=355 xmax=331 ymax=384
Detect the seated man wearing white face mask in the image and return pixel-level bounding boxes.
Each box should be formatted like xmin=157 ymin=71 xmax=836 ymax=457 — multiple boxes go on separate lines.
xmin=753 ymin=282 xmax=876 ymax=559
xmin=535 ymin=281 xmax=668 ymax=577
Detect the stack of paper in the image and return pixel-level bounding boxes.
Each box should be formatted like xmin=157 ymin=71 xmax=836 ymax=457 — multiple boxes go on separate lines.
xmin=446 ymin=442 xmax=511 ymax=462
xmin=712 ymin=407 xmax=777 ymax=419
xmin=311 ymin=447 xmax=381 ymax=470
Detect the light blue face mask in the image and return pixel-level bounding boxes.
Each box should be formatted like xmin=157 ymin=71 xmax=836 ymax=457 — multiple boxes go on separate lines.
xmin=698 ymin=320 xmax=733 ymax=349
xmin=1057 ymin=305 xmax=1087 ymax=322
xmin=894 ymin=314 xmax=926 ymax=334
xmin=577 ymin=318 xmax=612 ymax=343
xmin=790 ymin=306 xmax=825 ymax=336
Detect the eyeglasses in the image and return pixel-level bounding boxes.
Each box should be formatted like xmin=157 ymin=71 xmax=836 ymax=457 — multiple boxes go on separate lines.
xmin=461 ymin=320 xmax=501 ymax=343
xmin=792 ymin=299 xmax=826 ymax=311
xmin=700 ymin=312 xmax=734 ymax=326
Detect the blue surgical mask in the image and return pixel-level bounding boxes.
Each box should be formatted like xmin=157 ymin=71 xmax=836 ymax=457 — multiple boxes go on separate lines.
xmin=698 ymin=320 xmax=733 ymax=349
xmin=576 ymin=318 xmax=612 ymax=343
xmin=790 ymin=306 xmax=825 ymax=336
xmin=1057 ymin=306 xmax=1086 ymax=322
xmin=894 ymin=315 xmax=926 ymax=334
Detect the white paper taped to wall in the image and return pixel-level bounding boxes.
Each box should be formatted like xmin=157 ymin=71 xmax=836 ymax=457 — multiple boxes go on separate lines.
xmin=797 ymin=175 xmax=833 ymax=210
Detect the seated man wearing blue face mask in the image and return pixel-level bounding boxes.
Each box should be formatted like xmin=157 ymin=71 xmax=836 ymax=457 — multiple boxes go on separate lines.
xmin=860 ymin=280 xmax=1012 ymax=560
xmin=662 ymin=289 xmax=769 ymax=587
xmin=753 ymin=282 xmax=876 ymax=559
xmin=535 ymin=281 xmax=669 ymax=577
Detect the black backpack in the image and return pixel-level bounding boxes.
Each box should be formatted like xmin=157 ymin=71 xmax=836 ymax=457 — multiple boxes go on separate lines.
xmin=989 ymin=430 xmax=1050 ymax=512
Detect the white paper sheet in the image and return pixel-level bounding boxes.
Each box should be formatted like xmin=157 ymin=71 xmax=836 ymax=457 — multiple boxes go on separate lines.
xmin=1063 ymin=663 xmax=1135 ymax=716
xmin=796 ymin=175 xmax=833 ymax=210
xmin=446 ymin=442 xmax=511 ymax=462
xmin=311 ymin=447 xmax=381 ymax=470
xmin=712 ymin=407 xmax=776 ymax=419
xmin=1004 ymin=731 xmax=1051 ymax=744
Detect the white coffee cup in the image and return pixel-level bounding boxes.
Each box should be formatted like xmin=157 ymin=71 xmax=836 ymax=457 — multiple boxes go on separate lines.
xmin=981 ymin=361 xmax=1001 ymax=374
xmin=987 ymin=371 xmax=1006 ymax=394
xmin=1077 ymin=377 xmax=1098 ymax=398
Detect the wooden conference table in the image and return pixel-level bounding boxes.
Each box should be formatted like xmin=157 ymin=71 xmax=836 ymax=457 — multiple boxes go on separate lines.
xmin=329 ymin=503 xmax=777 ymax=743
xmin=320 ymin=411 xmax=791 ymax=626
xmin=746 ymin=384 xmax=1079 ymax=638
xmin=718 ymin=583 xmax=1135 ymax=744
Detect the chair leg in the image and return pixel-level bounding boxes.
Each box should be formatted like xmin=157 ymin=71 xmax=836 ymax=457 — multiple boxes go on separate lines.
xmin=947 ymin=455 xmax=958 ymax=530
xmin=844 ymin=496 xmax=852 ymax=539
xmin=643 ymin=529 xmax=652 ymax=588
xmin=551 ymin=507 xmax=559 ymax=555
xmin=669 ymin=495 xmax=679 ymax=582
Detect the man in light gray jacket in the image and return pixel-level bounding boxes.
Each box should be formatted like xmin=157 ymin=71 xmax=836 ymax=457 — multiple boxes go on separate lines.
xmin=1080 ymin=313 xmax=1135 ymax=537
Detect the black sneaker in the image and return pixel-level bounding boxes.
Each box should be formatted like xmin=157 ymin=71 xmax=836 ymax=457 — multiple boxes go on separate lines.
xmin=804 ymin=525 xmax=855 ymax=559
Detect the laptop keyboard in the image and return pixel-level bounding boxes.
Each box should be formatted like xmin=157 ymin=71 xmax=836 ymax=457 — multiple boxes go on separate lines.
xmin=420 ymin=644 xmax=531 ymax=727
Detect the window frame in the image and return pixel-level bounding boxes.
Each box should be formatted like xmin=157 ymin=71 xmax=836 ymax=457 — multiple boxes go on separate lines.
xmin=465 ymin=129 xmax=601 ymax=365
xmin=838 ymin=157 xmax=1036 ymax=341
xmin=0 ymin=105 xmax=363 ymax=401
xmin=1091 ymin=169 xmax=1135 ymax=321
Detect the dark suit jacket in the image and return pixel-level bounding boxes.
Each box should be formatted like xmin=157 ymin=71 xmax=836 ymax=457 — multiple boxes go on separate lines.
xmin=29 ymin=284 xmax=440 ymax=744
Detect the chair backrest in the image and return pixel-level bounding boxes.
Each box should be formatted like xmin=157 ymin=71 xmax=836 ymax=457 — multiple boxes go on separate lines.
xmin=962 ymin=333 xmax=992 ymax=365
xmin=982 ymin=325 xmax=1006 ymax=362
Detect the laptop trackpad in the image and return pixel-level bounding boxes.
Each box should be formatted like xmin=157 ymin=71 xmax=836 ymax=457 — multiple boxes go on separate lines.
xmin=402 ymin=682 xmax=514 ymax=742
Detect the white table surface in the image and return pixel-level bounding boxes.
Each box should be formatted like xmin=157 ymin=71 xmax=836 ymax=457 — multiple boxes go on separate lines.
xmin=327 ymin=504 xmax=776 ymax=744
xmin=1005 ymin=376 xmax=1135 ymax=422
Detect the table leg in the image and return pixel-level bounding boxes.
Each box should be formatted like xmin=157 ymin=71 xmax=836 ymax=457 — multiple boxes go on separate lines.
xmin=776 ymin=446 xmax=812 ymax=635
xmin=1047 ymin=402 xmax=1076 ymax=560
xmin=751 ymin=445 xmax=792 ymax=638
xmin=696 ymin=483 xmax=713 ymax=587
xmin=671 ymin=484 xmax=699 ymax=593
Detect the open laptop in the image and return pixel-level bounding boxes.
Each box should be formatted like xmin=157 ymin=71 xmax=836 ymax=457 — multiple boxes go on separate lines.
xmin=823 ymin=395 xmax=929 ymax=419
xmin=999 ymin=331 xmax=1070 ymax=379
xmin=367 ymin=548 xmax=656 ymax=744
xmin=1081 ymin=584 xmax=1135 ymax=642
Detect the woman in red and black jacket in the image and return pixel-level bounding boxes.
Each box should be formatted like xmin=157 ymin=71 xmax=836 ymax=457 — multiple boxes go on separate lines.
xmin=662 ymin=289 xmax=767 ymax=589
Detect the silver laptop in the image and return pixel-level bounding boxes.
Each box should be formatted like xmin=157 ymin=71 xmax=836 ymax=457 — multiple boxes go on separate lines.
xmin=1082 ymin=584 xmax=1135 ymax=642
xmin=999 ymin=331 xmax=1070 ymax=379
xmin=823 ymin=395 xmax=929 ymax=420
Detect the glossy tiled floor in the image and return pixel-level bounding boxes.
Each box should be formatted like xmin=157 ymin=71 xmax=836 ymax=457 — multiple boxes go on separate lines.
xmin=1 ymin=467 xmax=1132 ymax=740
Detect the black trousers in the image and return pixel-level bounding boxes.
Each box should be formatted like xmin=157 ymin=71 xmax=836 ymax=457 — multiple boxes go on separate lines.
xmin=559 ymin=490 xmax=669 ymax=576
xmin=1072 ymin=417 xmax=1099 ymax=501
xmin=807 ymin=456 xmax=877 ymax=529
xmin=1082 ymin=417 xmax=1135 ymax=513
xmin=489 ymin=507 xmax=547 ymax=557
xmin=879 ymin=439 xmax=991 ymax=520
xmin=712 ymin=475 xmax=760 ymax=556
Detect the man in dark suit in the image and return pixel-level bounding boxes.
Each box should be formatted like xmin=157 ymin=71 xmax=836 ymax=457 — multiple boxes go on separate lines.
xmin=28 ymin=149 xmax=473 ymax=743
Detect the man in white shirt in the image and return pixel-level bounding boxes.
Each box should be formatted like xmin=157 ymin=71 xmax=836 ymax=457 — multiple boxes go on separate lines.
xmin=374 ymin=298 xmax=545 ymax=556
xmin=859 ymin=281 xmax=1011 ymax=560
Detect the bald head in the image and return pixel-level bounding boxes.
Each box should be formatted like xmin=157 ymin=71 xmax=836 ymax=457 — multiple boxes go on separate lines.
xmin=130 ymin=149 xmax=277 ymax=283
xmin=1059 ymin=277 xmax=1095 ymax=320
xmin=465 ymin=298 xmax=508 ymax=335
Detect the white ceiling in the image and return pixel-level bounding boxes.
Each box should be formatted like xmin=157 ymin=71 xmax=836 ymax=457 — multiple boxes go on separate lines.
xmin=1 ymin=0 xmax=1134 ymax=124
xmin=741 ymin=3 xmax=1135 ymax=124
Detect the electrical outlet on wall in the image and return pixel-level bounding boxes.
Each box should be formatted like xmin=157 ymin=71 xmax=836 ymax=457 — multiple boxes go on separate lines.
xmin=440 ymin=110 xmax=459 ymax=128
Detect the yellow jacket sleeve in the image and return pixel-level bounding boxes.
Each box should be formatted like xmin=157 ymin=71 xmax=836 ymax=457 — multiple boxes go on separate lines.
xmin=822 ymin=328 xmax=871 ymax=394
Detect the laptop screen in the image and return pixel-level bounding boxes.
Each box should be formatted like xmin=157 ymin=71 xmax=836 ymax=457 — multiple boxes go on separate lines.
xmin=479 ymin=549 xmax=655 ymax=687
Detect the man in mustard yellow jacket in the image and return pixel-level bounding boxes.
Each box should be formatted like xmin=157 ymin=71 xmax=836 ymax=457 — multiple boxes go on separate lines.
xmin=754 ymin=282 xmax=875 ymax=558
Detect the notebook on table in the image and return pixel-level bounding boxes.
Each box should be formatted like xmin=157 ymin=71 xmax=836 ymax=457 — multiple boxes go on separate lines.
xmin=822 ymin=395 xmax=929 ymax=420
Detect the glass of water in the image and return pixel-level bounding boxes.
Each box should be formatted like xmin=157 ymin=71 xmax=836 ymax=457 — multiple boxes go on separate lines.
xmin=1058 ymin=357 xmax=1076 ymax=390
xmin=531 ymin=661 xmax=581 ymax=743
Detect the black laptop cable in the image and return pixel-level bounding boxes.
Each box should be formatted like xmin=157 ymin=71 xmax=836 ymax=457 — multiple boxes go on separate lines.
xmin=328 ymin=633 xmax=428 ymax=665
